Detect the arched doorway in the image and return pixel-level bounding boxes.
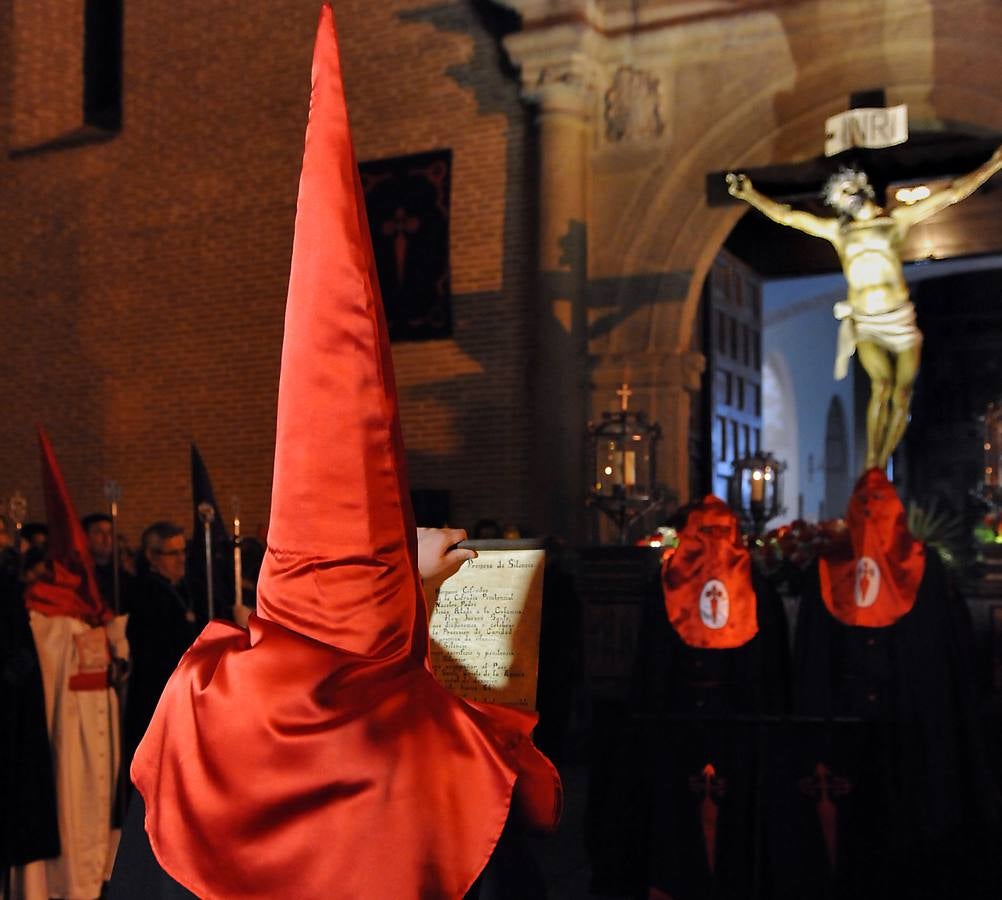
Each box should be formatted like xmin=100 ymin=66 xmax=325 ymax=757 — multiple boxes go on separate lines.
xmin=823 ymin=396 xmax=849 ymax=519
xmin=762 ymin=351 xmax=800 ymax=524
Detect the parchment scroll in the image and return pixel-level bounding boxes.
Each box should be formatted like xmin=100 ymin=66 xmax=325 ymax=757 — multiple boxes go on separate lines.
xmin=429 ymin=539 xmax=545 ymax=709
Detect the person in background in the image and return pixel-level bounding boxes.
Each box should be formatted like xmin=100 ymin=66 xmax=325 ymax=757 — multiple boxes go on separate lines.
xmin=24 ymin=429 xmax=129 ymax=900
xmin=81 ymin=513 xmax=135 ymax=613
xmin=20 ymin=547 xmax=48 ymax=586
xmin=122 ymin=522 xmax=201 ymax=788
xmin=1 ymin=538 xmax=60 ymax=898
xmin=20 ymin=522 xmax=48 ymax=555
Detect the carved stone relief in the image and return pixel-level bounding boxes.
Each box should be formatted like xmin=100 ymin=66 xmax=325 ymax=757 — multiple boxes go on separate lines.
xmin=604 ymin=65 xmax=664 ymax=143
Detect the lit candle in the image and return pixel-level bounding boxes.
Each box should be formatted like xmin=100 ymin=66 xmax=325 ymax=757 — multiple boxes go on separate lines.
xmin=233 ymin=501 xmax=243 ymax=609
xmin=750 ymin=469 xmax=764 ymax=503
xmin=623 ymin=450 xmax=636 ymax=487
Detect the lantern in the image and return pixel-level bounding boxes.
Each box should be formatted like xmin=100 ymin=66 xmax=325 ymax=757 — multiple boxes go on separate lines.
xmin=730 ymin=451 xmax=786 ymax=534
xmin=586 ymin=383 xmax=666 ymax=544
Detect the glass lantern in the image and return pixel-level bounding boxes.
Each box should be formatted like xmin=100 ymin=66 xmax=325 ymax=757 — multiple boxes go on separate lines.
xmin=586 ymin=383 xmax=665 ymax=544
xmin=729 ymin=451 xmax=786 ymax=534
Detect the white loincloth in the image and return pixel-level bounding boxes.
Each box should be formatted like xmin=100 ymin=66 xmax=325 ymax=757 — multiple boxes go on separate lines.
xmin=832 ymin=300 xmax=923 ymax=380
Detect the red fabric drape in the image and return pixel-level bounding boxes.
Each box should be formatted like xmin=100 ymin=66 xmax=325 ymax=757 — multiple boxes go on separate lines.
xmin=131 ymin=8 xmax=560 ymax=899
xmin=819 ymin=468 xmax=924 ymax=627
xmin=663 ymin=496 xmax=758 ymax=649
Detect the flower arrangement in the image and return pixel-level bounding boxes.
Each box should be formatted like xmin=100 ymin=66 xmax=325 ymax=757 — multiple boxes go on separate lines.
xmin=749 ymin=518 xmax=848 ymax=589
xmin=634 ymin=525 xmax=679 ymax=550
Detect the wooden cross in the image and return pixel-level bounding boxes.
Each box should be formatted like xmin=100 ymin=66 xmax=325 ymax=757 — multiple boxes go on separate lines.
xmin=616 ymin=382 xmax=632 ymax=412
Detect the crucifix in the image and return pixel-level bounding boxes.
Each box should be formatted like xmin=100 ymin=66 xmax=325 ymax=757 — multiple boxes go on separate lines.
xmin=718 ymin=90 xmax=1002 ymax=471
xmin=727 ymin=148 xmax=1002 ymax=471
xmin=616 ymin=382 xmax=632 ymax=412
xmin=382 ymin=206 xmax=420 ymax=287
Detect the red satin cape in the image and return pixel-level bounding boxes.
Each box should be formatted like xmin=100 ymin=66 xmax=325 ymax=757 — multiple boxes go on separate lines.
xmin=663 ymin=496 xmax=758 ymax=649
xmin=135 ymin=616 xmax=560 ymax=899
xmin=131 ymin=8 xmax=560 ymax=899
xmin=819 ymin=468 xmax=925 ymax=627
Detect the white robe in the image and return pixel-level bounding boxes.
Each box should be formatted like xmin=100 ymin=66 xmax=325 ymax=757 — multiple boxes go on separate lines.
xmin=25 ymin=613 xmax=129 ymax=900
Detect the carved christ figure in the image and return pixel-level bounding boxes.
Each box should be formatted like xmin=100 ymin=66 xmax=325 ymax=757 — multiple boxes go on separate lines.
xmin=726 ymin=146 xmax=1002 ymax=470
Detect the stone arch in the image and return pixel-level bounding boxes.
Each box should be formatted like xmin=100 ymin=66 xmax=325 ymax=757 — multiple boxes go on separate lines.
xmin=606 ymin=40 xmax=1002 ymax=358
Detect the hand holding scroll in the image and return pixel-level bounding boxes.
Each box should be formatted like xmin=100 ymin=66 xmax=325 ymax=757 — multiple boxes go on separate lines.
xmin=417 ymin=527 xmax=476 ymax=592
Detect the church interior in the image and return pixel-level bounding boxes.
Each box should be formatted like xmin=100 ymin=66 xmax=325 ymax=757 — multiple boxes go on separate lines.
xmin=3 ymin=1 xmax=1002 ymax=898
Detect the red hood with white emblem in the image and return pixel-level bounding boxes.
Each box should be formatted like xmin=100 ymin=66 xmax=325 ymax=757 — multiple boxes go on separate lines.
xmin=819 ymin=468 xmax=925 ymax=627
xmin=662 ymin=495 xmax=758 ymax=649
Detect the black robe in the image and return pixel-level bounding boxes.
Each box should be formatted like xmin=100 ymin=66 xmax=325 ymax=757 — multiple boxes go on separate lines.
xmin=93 ymin=560 xmax=137 ymax=615
xmin=0 ymin=560 xmax=60 ymax=869
xmin=587 ymin=568 xmax=790 ymax=898
xmin=123 ymin=573 xmax=202 ymax=783
xmin=639 ymin=570 xmax=789 ymax=900
xmin=781 ymin=549 xmax=1002 ymax=900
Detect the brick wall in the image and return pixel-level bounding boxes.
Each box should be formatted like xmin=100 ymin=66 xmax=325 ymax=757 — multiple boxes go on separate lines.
xmin=0 ymin=0 xmax=536 ymax=546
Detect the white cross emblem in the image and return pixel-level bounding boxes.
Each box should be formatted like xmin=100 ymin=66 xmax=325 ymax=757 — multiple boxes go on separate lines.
xmin=699 ymin=580 xmax=730 ymax=629
xmin=854 ymin=556 xmax=880 ymax=608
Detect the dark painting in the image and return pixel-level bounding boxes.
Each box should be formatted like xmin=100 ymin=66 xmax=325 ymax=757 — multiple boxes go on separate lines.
xmin=360 ymin=148 xmax=452 ymax=341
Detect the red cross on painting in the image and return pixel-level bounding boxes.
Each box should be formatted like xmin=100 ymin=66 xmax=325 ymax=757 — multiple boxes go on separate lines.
xmin=382 ymin=206 xmax=421 ymax=287
xmin=706 ymin=583 xmax=724 ymax=624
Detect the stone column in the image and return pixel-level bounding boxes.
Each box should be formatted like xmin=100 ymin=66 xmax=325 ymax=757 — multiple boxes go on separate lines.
xmin=504 ymin=33 xmax=598 ymax=541
xmin=655 ymin=349 xmax=706 ymax=502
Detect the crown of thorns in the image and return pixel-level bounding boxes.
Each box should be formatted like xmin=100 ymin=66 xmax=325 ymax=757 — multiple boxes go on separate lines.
xmin=822 ymin=167 xmax=875 ymax=206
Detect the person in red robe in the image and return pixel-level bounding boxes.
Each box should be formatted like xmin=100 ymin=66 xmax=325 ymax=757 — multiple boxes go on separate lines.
xmin=23 ymin=428 xmax=129 ymax=900
xmin=107 ymin=6 xmax=560 ymax=899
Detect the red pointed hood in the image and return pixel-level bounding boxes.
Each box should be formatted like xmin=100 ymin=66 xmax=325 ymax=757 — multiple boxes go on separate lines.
xmin=25 ymin=426 xmax=111 ymax=626
xmin=130 ymin=13 xmax=560 ymax=899
xmin=662 ymin=495 xmax=758 ymax=649
xmin=819 ymin=468 xmax=925 ymax=627
xmin=255 ymin=3 xmax=422 ymax=659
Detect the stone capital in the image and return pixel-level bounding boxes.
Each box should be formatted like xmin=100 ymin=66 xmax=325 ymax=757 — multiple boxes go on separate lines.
xmin=591 ymin=350 xmax=705 ymax=395
xmin=502 ymin=23 xmax=603 ymax=116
